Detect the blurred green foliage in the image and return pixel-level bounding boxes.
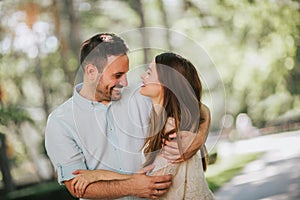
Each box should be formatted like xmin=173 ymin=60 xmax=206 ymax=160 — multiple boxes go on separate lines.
xmin=206 ymin=151 xmax=264 ymax=192
xmin=0 ymin=0 xmax=299 ymax=129
xmin=0 ymin=103 xmax=33 ymax=126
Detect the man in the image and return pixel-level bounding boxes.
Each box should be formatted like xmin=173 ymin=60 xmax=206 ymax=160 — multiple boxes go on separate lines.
xmin=45 ymin=33 xmax=210 ymax=199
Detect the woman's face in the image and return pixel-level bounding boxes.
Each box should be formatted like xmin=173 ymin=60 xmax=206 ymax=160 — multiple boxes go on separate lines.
xmin=140 ymin=60 xmax=163 ymax=101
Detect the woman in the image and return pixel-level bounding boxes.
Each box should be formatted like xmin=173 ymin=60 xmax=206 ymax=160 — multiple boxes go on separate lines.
xmin=140 ymin=52 xmax=214 ymax=199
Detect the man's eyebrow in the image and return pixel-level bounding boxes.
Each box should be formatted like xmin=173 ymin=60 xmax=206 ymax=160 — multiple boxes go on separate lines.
xmin=114 ymin=72 xmax=125 ymax=75
xmin=113 ymin=72 xmax=126 ymax=76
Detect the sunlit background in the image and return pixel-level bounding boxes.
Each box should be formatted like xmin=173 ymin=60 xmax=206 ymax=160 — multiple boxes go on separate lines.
xmin=0 ymin=0 xmax=299 ymax=199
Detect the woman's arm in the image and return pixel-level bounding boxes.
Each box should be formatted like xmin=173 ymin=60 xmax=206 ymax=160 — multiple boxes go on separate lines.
xmin=163 ymin=104 xmax=211 ymax=163
xmin=181 ymin=104 xmax=211 ymax=161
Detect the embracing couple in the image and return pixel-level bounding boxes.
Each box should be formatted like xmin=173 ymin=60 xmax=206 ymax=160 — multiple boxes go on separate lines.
xmin=45 ymin=33 xmax=214 ymax=200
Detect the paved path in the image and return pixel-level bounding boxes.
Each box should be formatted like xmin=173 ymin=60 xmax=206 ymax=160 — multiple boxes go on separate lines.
xmin=213 ymin=130 xmax=300 ymax=200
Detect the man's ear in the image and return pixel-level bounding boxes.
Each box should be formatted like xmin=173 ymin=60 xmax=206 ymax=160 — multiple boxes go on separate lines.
xmin=85 ymin=64 xmax=99 ymax=80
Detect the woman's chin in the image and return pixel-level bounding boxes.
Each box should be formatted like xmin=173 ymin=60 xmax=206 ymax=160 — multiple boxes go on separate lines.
xmin=139 ymin=88 xmax=145 ymax=95
xmin=139 ymin=88 xmax=148 ymax=97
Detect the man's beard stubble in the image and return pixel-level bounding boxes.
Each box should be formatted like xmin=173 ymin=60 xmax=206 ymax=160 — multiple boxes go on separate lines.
xmin=95 ymin=76 xmax=112 ymax=102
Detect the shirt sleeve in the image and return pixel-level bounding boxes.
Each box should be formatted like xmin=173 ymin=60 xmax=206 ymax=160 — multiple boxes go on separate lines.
xmin=45 ymin=112 xmax=87 ymax=184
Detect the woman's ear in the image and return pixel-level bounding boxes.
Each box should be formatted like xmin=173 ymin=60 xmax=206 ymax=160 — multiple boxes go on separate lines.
xmin=85 ymin=64 xmax=98 ymax=80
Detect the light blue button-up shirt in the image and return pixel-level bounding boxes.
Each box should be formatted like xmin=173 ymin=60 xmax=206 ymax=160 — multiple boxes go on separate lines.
xmin=45 ymin=83 xmax=151 ymax=200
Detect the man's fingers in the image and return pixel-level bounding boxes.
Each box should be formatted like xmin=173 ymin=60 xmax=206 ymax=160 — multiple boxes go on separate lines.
xmin=153 ymin=174 xmax=172 ymax=183
xmin=150 ymin=175 xmax=172 ymax=199
xmin=138 ymin=164 xmax=155 ymax=174
xmin=150 ymin=195 xmax=159 ymax=199
xmin=150 ymin=188 xmax=169 ymax=199
xmin=155 ymin=181 xmax=172 ymax=190
xmin=156 ymin=188 xmax=169 ymax=196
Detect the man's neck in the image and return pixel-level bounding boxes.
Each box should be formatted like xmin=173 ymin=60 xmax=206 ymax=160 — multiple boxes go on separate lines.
xmin=79 ymin=85 xmax=96 ymax=101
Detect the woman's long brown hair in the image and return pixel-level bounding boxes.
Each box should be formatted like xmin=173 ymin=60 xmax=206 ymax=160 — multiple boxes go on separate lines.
xmin=142 ymin=52 xmax=208 ymax=171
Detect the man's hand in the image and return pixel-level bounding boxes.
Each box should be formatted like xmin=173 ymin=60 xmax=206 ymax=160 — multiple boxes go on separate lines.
xmin=130 ymin=164 xmax=173 ymax=199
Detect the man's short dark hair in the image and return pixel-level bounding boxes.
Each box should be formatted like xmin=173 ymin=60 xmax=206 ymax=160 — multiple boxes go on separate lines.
xmin=80 ymin=33 xmax=129 ymax=72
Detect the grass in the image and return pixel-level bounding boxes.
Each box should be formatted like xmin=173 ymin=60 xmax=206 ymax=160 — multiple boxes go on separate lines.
xmin=206 ymin=152 xmax=264 ymax=193
xmin=4 ymin=181 xmax=76 ymax=200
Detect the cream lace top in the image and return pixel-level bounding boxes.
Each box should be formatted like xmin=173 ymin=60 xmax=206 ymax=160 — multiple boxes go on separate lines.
xmin=147 ymin=118 xmax=214 ymax=200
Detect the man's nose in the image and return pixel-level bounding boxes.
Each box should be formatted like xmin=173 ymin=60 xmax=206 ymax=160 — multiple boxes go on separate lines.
xmin=141 ymin=72 xmax=146 ymax=80
xmin=119 ymin=74 xmax=128 ymax=87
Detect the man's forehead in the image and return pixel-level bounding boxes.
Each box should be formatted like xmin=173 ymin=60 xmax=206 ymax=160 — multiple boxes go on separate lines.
xmin=106 ymin=54 xmax=127 ymax=64
xmin=103 ymin=55 xmax=129 ymax=71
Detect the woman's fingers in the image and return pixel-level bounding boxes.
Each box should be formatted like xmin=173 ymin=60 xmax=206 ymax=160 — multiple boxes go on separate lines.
xmin=170 ymin=157 xmax=185 ymax=164
xmin=72 ymin=169 xmax=86 ymax=175
xmin=162 ymin=154 xmax=181 ymax=161
xmin=71 ymin=178 xmax=77 ymax=194
xmin=162 ymin=146 xmax=179 ymax=156
xmin=168 ymin=132 xmax=176 ymax=139
xmin=78 ymin=181 xmax=85 ymax=197
xmin=72 ymin=175 xmax=91 ymax=198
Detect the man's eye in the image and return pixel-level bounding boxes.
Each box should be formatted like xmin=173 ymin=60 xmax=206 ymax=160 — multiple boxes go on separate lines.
xmin=114 ymin=74 xmax=122 ymax=78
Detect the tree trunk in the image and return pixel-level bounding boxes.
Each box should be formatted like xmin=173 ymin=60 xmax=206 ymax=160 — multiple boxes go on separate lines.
xmin=51 ymin=0 xmax=75 ymax=84
xmin=128 ymin=0 xmax=150 ymax=64
xmin=157 ymin=0 xmax=172 ymax=51
xmin=0 ymin=133 xmax=15 ymax=193
xmin=63 ymin=0 xmax=81 ymax=57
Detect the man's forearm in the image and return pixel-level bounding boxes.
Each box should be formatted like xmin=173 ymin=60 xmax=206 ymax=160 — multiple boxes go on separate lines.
xmin=82 ymin=179 xmax=133 ymax=199
xmin=182 ymin=104 xmax=211 ymax=159
xmin=192 ymin=104 xmax=211 ymax=148
xmin=65 ymin=178 xmax=133 ymax=199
